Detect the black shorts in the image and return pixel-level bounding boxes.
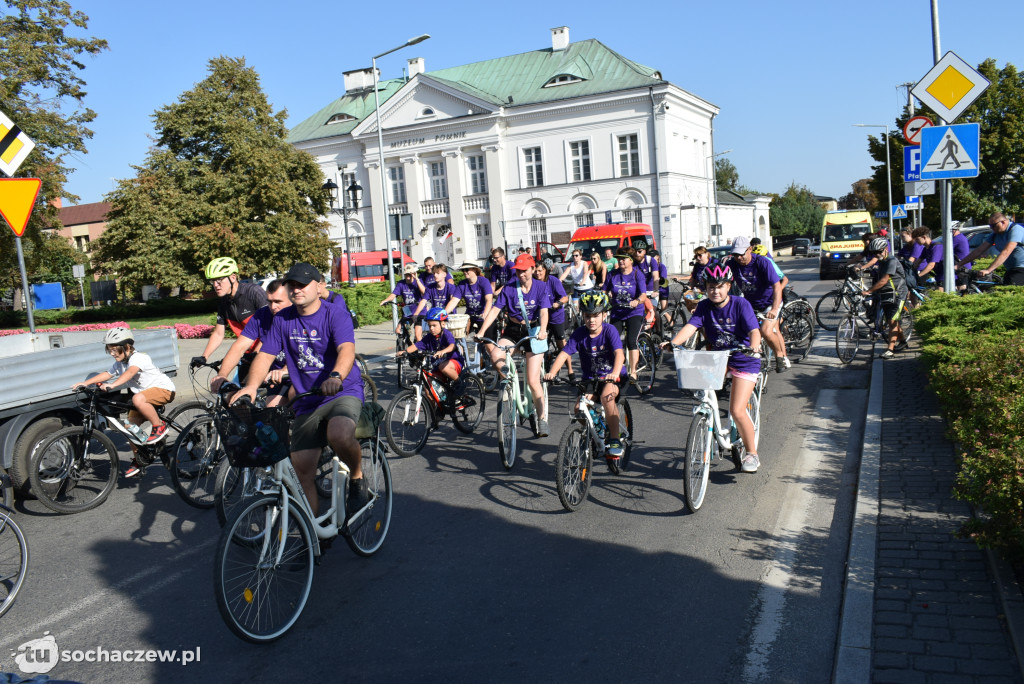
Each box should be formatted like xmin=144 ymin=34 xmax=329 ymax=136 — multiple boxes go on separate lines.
xmin=548 ymin=321 xmax=566 ymax=341
xmin=879 ymin=295 xmax=906 ymax=325
xmin=613 ymin=315 xmax=643 ymax=350
xmin=502 ymin=321 xmax=530 ymax=346
xmin=470 ymin=318 xmax=500 ymax=345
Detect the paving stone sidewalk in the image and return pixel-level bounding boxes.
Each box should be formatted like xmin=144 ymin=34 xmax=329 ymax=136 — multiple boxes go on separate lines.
xmin=872 ymin=351 xmax=1022 ymax=683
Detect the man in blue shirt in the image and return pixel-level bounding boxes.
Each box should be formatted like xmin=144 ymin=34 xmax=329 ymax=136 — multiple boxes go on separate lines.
xmin=958 ymin=212 xmax=1024 ymax=286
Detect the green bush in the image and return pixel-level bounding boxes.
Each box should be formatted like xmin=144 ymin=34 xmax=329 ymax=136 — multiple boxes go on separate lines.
xmin=916 ymin=289 xmax=1024 ymax=559
xmin=0 ymin=297 xmax=218 ymax=329
xmin=326 ymin=283 xmax=392 ymax=326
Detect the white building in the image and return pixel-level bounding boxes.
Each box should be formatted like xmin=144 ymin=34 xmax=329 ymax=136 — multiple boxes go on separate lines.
xmin=288 ymin=27 xmax=771 ymax=274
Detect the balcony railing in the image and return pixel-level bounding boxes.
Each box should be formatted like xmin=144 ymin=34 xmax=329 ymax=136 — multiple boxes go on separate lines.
xmin=421 ymin=199 xmax=450 ymax=217
xmin=463 ymin=194 xmax=489 ymax=213
xmin=388 ymin=203 xmax=408 ymax=215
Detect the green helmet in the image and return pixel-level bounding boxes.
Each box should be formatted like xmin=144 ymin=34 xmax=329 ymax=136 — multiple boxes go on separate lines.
xmin=579 ymin=290 xmax=610 ymax=314
xmin=205 ymin=257 xmax=239 ymax=279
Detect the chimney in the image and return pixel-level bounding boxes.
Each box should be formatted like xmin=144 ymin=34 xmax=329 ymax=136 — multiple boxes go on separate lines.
xmin=551 ymin=26 xmax=569 ymax=51
xmin=50 ymin=197 xmax=63 ymax=210
xmin=408 ymin=57 xmax=425 ymax=78
xmin=342 ymin=67 xmax=379 ymax=93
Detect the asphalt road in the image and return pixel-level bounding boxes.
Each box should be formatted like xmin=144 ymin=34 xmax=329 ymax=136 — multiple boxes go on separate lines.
xmin=0 ymin=257 xmax=871 ymax=683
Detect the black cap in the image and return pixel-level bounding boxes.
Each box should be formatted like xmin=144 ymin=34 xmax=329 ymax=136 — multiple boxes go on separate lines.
xmin=283 ymin=262 xmax=321 ymax=286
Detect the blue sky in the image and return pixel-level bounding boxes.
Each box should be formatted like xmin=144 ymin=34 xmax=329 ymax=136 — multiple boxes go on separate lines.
xmin=54 ymin=0 xmax=1023 ymax=205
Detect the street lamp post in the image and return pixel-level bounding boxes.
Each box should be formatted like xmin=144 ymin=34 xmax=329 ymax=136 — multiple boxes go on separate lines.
xmin=853 ymin=124 xmax=895 ymax=253
xmin=372 ymin=34 xmax=430 ymax=327
xmin=322 ymin=178 xmax=363 ymax=287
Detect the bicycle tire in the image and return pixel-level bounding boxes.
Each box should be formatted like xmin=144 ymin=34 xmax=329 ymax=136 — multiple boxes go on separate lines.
xmin=634 ymin=333 xmax=657 ymax=395
xmin=29 ymin=427 xmax=119 ymax=514
xmin=11 ymin=416 xmax=64 ymax=496
xmin=214 ymin=460 xmax=260 ymax=528
xmin=618 ymin=398 xmax=634 ymax=471
xmin=451 ymin=374 xmax=486 ymax=434
xmin=344 ymin=439 xmax=393 ymax=557
xmin=684 ymin=413 xmax=712 ymax=513
xmin=814 ymin=290 xmax=854 ymax=332
xmin=835 ymin=316 xmax=860 ymax=364
xmin=0 ymin=507 xmax=28 ymax=618
xmin=355 ymin=355 xmax=379 ymax=404
xmin=214 ymin=495 xmax=315 ymax=643
xmin=164 ymin=400 xmax=211 ymax=448
xmin=497 ymin=383 xmax=518 ymax=470
xmin=169 ymin=415 xmax=222 ymax=509
xmin=759 ymin=339 xmax=775 ymax=388
xmin=781 ymin=307 xmax=815 ymax=363
xmin=0 ymin=469 xmax=10 ymax=509
xmin=554 ymin=423 xmax=593 ymax=512
xmin=384 ymin=389 xmax=432 ymax=457
xmin=899 ymin=306 xmax=914 ymax=340
xmin=396 ymin=339 xmax=414 ymax=390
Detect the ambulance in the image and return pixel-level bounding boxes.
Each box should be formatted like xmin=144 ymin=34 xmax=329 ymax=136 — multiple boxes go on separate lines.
xmin=819 ymin=210 xmax=874 ymax=279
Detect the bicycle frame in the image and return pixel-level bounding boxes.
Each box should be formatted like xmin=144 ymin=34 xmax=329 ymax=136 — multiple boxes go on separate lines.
xmin=691 ymin=370 xmax=764 ymax=456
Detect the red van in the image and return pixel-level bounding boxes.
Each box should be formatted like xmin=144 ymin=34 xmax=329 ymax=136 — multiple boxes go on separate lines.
xmin=566 ymin=223 xmax=657 ymax=259
xmin=332 ymin=250 xmax=416 ymax=283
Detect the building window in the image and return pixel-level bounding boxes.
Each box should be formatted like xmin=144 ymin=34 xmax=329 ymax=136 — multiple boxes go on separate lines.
xmin=388 ymin=166 xmax=406 ymax=204
xmin=569 ymin=141 xmax=591 ymax=182
xmin=467 ymin=155 xmax=487 ymax=195
xmin=529 ymin=218 xmax=547 ymax=245
xmin=523 ymin=147 xmax=543 ymax=188
xmin=575 ymin=213 xmax=594 ymax=228
xmin=341 ymin=172 xmax=357 ymax=208
xmin=618 ymin=134 xmax=640 ymax=177
xmin=543 ymin=74 xmax=584 ymax=88
xmin=75 ymin=235 xmax=90 ymax=252
xmin=475 ymin=223 xmax=491 ymax=260
xmin=326 ymin=113 xmax=355 ymax=125
xmin=623 ymin=208 xmax=642 ymax=223
xmin=428 ymin=161 xmax=448 ymax=200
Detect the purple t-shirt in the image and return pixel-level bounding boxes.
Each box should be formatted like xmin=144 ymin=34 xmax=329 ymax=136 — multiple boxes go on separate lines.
xmin=489 ymin=262 xmax=515 ymax=291
xmin=657 ymin=261 xmax=669 ymax=297
xmin=730 ymin=254 xmax=780 ymax=310
xmin=544 ymin=276 xmax=568 ymax=325
xmin=898 ymin=241 xmax=923 ymax=262
xmin=563 ymin=323 xmax=625 ymax=381
xmin=687 ymin=297 xmax=761 ymax=375
xmin=603 ymin=269 xmax=646 ymax=320
xmin=420 ymin=279 xmax=459 ymax=312
xmin=953 ymin=232 xmax=972 ymax=270
xmin=414 ymin=328 xmax=463 ymax=365
xmin=495 ymin=278 xmax=551 ymax=324
xmin=260 ymin=300 xmax=362 ymax=415
xmin=458 ymin=277 xmax=493 ymax=320
xmin=392 ymin=280 xmax=421 ymax=308
xmin=918 ymin=242 xmax=944 ymax=278
xmin=635 ymin=255 xmax=656 ymax=292
xmin=240 ymin=306 xmax=285 ymax=371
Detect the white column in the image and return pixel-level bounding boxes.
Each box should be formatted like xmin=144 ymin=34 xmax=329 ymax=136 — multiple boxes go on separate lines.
xmin=443 ymin=149 xmax=466 ymax=263
xmin=482 ymin=143 xmax=504 ymax=250
xmin=364 ymin=160 xmax=386 ymax=252
xmin=401 ymin=154 xmax=424 ymax=261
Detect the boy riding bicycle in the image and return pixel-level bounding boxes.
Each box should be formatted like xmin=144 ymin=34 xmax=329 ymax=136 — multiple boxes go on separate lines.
xmin=401 ymin=307 xmax=463 ymax=383
xmin=543 ymin=291 xmax=627 ymax=468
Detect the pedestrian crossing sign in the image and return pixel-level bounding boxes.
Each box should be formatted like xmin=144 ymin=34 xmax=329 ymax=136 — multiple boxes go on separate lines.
xmin=892 ymin=205 xmax=908 ymax=220
xmin=919 ymin=123 xmax=979 ymax=180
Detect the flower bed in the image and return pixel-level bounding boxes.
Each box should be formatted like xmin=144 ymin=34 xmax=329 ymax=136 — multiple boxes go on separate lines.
xmin=0 ymin=321 xmax=215 ymax=339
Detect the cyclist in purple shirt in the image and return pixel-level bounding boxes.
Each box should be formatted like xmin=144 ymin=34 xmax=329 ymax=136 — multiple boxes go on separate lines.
xmin=603 ymin=247 xmax=649 ymax=379
xmin=234 ymin=262 xmax=367 ymax=519
xmin=413 ymin=264 xmax=461 ymax=318
xmin=536 ymin=259 xmax=573 ymax=380
xmin=544 ymin=291 xmax=628 ymax=467
xmin=380 ymin=263 xmax=425 ymax=340
xmin=404 ymin=307 xmax=463 ymax=381
xmin=489 ymin=247 xmax=516 ymax=297
xmin=913 ymin=226 xmax=946 ymax=289
xmin=727 ymin=236 xmax=789 ymax=372
xmin=669 ymin=263 xmax=764 ymax=473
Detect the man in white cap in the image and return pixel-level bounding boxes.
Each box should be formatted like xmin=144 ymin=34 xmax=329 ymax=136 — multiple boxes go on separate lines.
xmin=727 ymin=236 xmax=790 ymax=372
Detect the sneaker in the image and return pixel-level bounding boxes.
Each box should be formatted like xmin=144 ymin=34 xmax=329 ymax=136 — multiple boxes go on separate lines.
xmin=606 ymin=440 xmax=624 ymax=458
xmin=145 ymin=423 xmax=167 ymax=444
xmin=125 ymin=458 xmax=145 ymax=478
xmin=894 ymin=341 xmax=909 ymax=352
xmin=605 ymin=454 xmax=621 ymax=473
xmin=776 ymin=356 xmax=791 ymax=373
xmin=537 ymin=419 xmax=549 ymax=438
xmin=346 ymin=477 xmax=371 ymax=519
xmin=567 ymin=372 xmax=577 ymax=384
xmin=741 ymin=453 xmax=760 ymax=473
xmin=879 ymin=349 xmax=896 ymax=360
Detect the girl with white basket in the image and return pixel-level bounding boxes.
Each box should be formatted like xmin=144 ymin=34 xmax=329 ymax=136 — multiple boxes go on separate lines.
xmin=667 ymin=264 xmax=764 ymax=473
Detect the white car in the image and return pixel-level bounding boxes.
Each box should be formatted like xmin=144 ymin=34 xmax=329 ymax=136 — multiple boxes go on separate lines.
xmin=808 ymin=243 xmax=821 ymax=256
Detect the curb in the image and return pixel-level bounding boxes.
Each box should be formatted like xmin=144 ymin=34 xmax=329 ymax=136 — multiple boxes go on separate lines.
xmin=832 ymin=357 xmax=882 ymax=683
xmin=987 ymin=547 xmax=1024 ymax=680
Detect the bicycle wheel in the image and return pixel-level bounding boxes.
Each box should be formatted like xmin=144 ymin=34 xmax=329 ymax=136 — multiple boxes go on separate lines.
xmin=214 ymin=460 xmax=260 ymax=528
xmin=214 ymin=495 xmax=314 ymax=643
xmin=396 ymin=340 xmax=414 ymax=389
xmin=617 ymin=398 xmax=635 ymax=470
xmin=898 ymin=306 xmax=914 ymax=340
xmin=1 ymin=469 xmax=11 ymax=509
xmin=0 ymin=507 xmax=28 ymax=618
xmin=759 ymin=339 xmax=775 ymax=388
xmin=835 ymin=315 xmax=860 ymax=364
xmin=169 ymin=415 xmax=222 ymax=509
xmin=29 ymin=427 xmax=119 ymax=514
xmin=164 ymin=400 xmax=210 ymax=447
xmin=451 ymin=374 xmax=486 ymax=434
xmin=355 ymin=355 xmax=379 ymax=404
xmin=684 ymin=413 xmax=712 ymax=513
xmin=634 ymin=333 xmax=657 ymax=395
xmin=497 ymin=383 xmax=518 ymax=470
xmin=814 ymin=290 xmax=853 ymax=331
xmin=555 ymin=424 xmax=593 ymax=512
xmin=384 ymin=389 xmax=431 ymax=457
xmin=781 ymin=307 xmax=814 ymax=363
xmin=345 ymin=439 xmax=393 ymax=557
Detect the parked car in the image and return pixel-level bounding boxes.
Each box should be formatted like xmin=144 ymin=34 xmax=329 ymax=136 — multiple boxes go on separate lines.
xmin=808 ymin=243 xmax=821 ymax=256
xmin=792 ymin=238 xmax=811 ymax=256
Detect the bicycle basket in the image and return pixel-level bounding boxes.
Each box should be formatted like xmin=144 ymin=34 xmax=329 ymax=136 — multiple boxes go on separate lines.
xmin=673 ymin=349 xmax=730 ymax=391
xmin=447 ymin=313 xmax=470 ymax=338
xmin=214 ymin=403 xmax=292 ymax=468
xmin=355 ymin=401 xmax=385 ymax=439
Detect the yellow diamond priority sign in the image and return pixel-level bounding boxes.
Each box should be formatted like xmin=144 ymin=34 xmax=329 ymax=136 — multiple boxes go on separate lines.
xmin=912 ymin=51 xmax=990 ymax=123
xmin=0 ymin=109 xmax=36 ymax=177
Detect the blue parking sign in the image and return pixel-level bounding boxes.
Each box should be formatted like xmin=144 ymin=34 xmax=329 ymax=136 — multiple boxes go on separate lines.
xmin=904 ymin=146 xmax=921 ymax=182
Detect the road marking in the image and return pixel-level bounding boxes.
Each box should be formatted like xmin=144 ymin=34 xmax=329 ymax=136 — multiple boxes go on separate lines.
xmin=1 ymin=536 xmax=216 ymax=651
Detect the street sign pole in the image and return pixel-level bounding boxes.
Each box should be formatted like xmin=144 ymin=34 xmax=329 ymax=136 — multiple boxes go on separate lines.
xmin=927 ymin=4 xmax=954 ymax=293
xmin=14 ymin=235 xmax=34 ymax=332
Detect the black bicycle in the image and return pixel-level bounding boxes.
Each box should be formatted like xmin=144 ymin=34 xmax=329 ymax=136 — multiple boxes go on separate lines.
xmin=0 ymin=503 xmax=27 ymax=618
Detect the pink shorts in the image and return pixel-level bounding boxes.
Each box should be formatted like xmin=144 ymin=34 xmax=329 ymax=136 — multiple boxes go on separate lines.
xmin=727 ymin=368 xmax=759 ymax=383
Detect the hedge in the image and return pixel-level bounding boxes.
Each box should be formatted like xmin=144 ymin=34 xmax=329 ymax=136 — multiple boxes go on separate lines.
xmin=914 ymin=287 xmax=1024 ymax=559
xmin=0 ymin=296 xmax=218 ymax=328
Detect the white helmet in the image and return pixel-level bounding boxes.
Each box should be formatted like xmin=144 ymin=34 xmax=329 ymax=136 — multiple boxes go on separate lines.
xmin=103 ymin=327 xmax=134 ymax=345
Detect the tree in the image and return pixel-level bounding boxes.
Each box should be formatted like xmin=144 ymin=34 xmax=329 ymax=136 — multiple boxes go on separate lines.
xmin=94 ymin=56 xmax=332 ymax=292
xmin=715 ymin=157 xmax=739 ymax=192
xmin=838 ymin=178 xmax=877 ymax=211
xmin=0 ymin=0 xmax=107 ymax=290
xmin=769 ymin=183 xmax=825 ymax=237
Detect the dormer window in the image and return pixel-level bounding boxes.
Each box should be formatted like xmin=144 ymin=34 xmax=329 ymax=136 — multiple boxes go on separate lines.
xmin=417 ymin=107 xmax=436 ymax=119
xmin=543 ymin=74 xmax=583 ymax=88
xmin=326 ymin=113 xmax=355 ymax=125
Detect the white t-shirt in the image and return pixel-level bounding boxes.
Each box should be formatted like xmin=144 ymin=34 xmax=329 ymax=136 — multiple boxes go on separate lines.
xmin=566 ymin=261 xmax=593 ymax=290
xmin=108 ymin=351 xmax=176 ymax=393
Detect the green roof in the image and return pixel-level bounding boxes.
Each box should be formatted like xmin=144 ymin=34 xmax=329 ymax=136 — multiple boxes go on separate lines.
xmin=288 ymin=38 xmax=665 ymax=145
